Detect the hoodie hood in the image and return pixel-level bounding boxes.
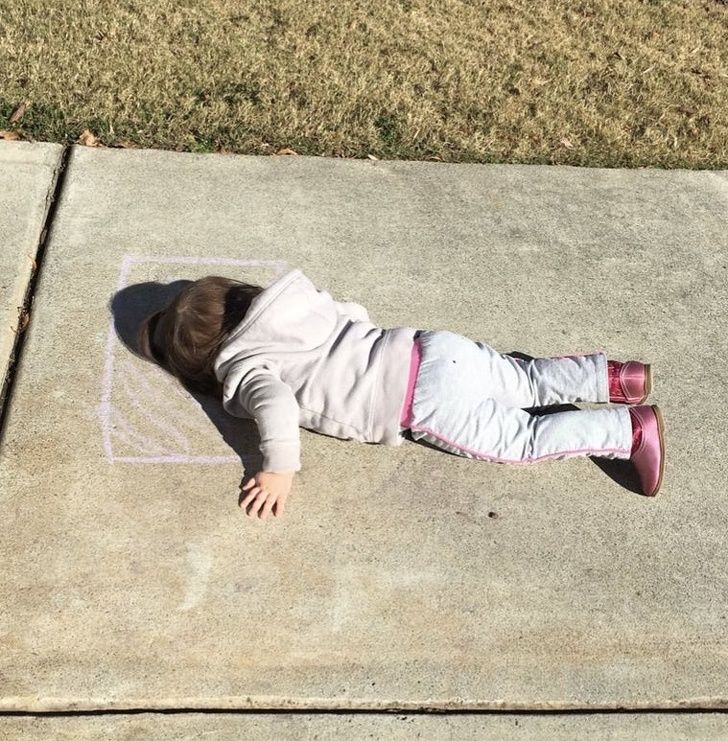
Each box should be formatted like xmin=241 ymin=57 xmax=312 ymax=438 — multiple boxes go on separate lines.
xmin=214 ymin=269 xmax=339 ymax=382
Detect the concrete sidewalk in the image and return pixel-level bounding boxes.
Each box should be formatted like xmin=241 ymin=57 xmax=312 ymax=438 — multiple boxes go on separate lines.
xmin=1 ymin=141 xmax=728 ymax=731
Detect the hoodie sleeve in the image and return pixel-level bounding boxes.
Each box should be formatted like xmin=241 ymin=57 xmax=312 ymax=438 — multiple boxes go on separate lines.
xmin=334 ymin=300 xmax=370 ymax=323
xmin=234 ymin=368 xmax=301 ymax=472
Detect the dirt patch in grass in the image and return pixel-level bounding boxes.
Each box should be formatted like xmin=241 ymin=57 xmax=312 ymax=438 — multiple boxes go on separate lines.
xmin=1 ymin=0 xmax=726 ymax=166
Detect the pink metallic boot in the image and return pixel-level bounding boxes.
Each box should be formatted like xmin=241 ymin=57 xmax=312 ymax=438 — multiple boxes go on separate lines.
xmin=629 ymin=405 xmax=665 ymax=497
xmin=608 ymin=360 xmax=652 ymax=404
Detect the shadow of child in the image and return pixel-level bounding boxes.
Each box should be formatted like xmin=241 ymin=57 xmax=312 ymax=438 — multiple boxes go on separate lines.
xmin=109 ymin=280 xmax=263 ymax=496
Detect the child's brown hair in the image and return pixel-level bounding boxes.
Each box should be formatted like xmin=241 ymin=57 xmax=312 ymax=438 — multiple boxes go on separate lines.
xmin=137 ymin=276 xmax=262 ymax=396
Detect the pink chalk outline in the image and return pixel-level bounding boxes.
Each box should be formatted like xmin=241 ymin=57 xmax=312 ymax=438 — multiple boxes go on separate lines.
xmin=99 ymin=255 xmax=289 ymax=463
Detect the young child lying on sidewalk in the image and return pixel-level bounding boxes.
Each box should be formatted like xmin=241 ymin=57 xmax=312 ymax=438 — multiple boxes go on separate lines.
xmin=138 ymin=268 xmax=665 ymax=519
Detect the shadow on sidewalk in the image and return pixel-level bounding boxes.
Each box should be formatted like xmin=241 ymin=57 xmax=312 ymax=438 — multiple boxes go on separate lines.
xmin=108 ymin=280 xmax=263 ymax=488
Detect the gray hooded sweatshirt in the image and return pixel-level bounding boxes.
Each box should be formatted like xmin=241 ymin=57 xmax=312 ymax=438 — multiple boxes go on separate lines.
xmin=214 ymin=269 xmax=417 ymax=471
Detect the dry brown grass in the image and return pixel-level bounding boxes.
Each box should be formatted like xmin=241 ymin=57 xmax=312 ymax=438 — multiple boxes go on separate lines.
xmin=1 ymin=0 xmax=726 ymax=166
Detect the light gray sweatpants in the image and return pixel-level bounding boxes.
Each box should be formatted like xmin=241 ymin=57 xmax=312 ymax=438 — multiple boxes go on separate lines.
xmin=402 ymin=330 xmax=633 ymax=463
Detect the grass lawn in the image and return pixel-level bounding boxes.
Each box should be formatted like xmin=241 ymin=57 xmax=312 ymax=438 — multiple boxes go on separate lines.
xmin=1 ymin=0 xmax=726 ymax=167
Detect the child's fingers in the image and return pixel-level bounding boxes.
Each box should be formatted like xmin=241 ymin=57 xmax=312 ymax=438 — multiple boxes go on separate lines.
xmin=246 ymin=490 xmax=269 ymax=518
xmin=241 ymin=478 xmax=256 ymax=491
xmin=274 ymin=496 xmax=286 ymax=517
xmin=260 ymin=493 xmax=277 ymax=520
xmin=239 ymin=486 xmax=261 ymax=509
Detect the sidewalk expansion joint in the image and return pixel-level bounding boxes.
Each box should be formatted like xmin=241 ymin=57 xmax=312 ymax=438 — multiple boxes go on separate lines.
xmin=2 ymin=698 xmax=728 ymax=716
xmin=0 ymin=144 xmax=72 ymax=443
xmin=3 ymin=708 xmax=728 ymax=718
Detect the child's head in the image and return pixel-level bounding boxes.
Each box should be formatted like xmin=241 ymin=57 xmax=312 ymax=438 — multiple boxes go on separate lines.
xmin=137 ymin=276 xmax=262 ymax=396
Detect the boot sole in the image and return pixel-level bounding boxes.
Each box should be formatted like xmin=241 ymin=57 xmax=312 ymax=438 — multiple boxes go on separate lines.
xmin=647 ymin=403 xmax=665 ymax=497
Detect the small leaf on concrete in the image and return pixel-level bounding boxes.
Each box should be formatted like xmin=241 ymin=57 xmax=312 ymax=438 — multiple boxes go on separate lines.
xmin=0 ymin=130 xmax=21 ymax=140
xmin=275 ymin=147 xmax=298 ymax=155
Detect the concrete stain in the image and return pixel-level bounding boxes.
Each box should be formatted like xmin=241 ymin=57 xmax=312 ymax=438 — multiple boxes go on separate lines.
xmin=179 ymin=543 xmax=213 ymax=611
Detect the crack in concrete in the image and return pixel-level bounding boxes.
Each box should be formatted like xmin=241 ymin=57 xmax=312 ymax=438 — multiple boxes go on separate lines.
xmin=0 ymin=144 xmax=72 ymax=441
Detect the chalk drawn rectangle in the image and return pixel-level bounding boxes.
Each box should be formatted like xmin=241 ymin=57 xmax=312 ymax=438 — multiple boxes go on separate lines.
xmin=99 ymin=256 xmax=289 ymax=464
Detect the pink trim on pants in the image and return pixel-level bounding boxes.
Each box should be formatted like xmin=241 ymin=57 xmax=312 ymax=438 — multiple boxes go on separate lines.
xmin=405 ymin=423 xmax=630 ymax=464
xmin=400 ymin=338 xmax=422 ymax=428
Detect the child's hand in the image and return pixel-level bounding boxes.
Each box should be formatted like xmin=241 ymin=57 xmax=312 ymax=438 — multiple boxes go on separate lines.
xmin=239 ymin=470 xmax=295 ymax=520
